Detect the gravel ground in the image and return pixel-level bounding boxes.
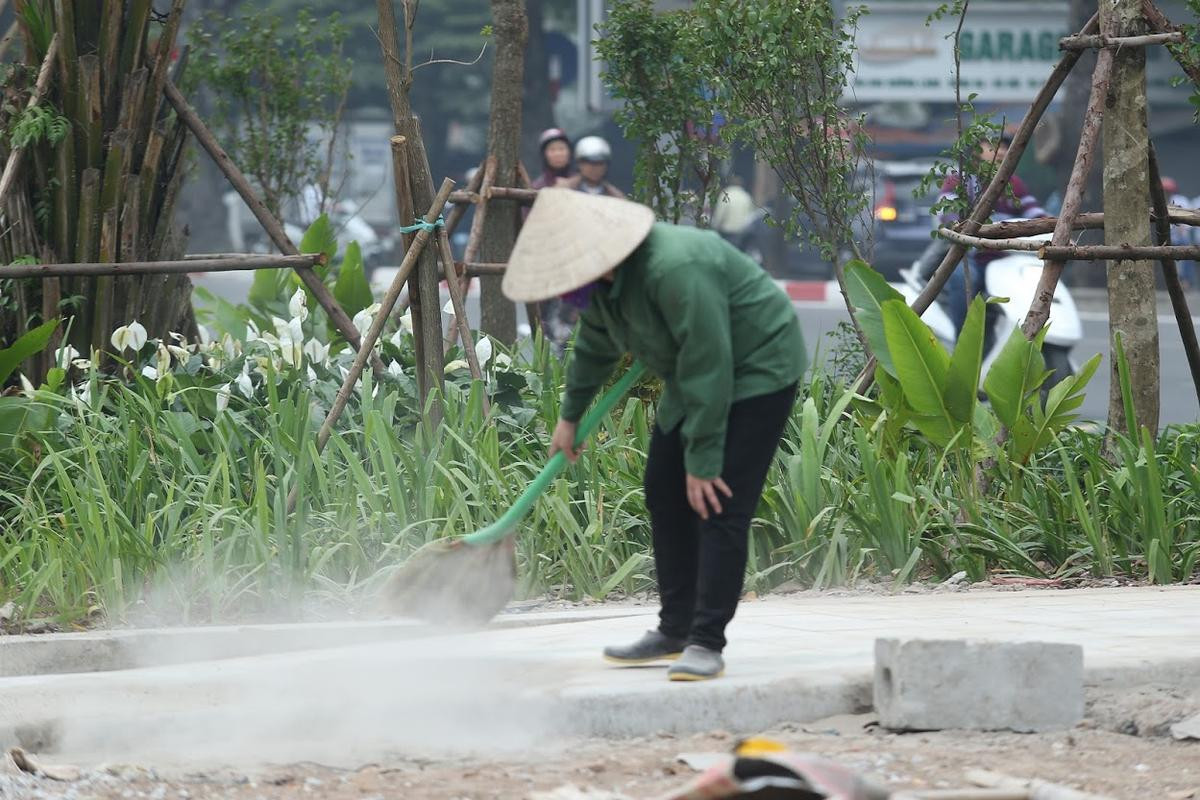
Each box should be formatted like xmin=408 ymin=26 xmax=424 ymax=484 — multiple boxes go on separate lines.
xmin=3 ymin=720 xmax=1198 ymax=800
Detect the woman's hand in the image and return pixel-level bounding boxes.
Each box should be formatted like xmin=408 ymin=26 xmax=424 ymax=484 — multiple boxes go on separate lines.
xmin=686 ymin=474 xmax=733 ymax=520
xmin=549 ymin=418 xmax=583 ymax=462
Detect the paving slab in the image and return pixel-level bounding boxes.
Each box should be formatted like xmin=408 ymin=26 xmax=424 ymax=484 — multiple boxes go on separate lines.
xmin=0 ymin=605 xmax=650 ymax=678
xmin=0 ymin=586 xmax=1196 ymax=768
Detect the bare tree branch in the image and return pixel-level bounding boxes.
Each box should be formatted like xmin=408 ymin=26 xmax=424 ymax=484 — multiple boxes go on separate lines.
xmin=412 ymin=41 xmax=489 ymax=71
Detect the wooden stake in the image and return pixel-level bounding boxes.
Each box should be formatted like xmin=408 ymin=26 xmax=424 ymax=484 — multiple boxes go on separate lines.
xmin=444 ymin=159 xmax=486 ymax=236
xmin=389 ymin=134 xmax=440 ymax=419
xmin=446 ymin=156 xmax=497 ymax=348
xmin=1148 ymin=142 xmax=1200 ymax=407
xmin=1060 ymin=31 xmax=1183 ymax=48
xmin=435 ymin=224 xmax=488 ymax=396
xmin=287 ymin=179 xmax=456 ymax=513
xmin=0 ymin=34 xmax=60 ymax=210
xmin=0 ymin=253 xmax=325 ymax=278
xmin=162 ymin=81 xmax=383 ymax=376
xmin=975 ymin=207 xmax=1200 ymax=238
xmin=1021 ymin=45 xmax=1114 ymax=338
xmin=448 ymin=186 xmax=536 ymax=205
xmin=1038 ymin=243 xmax=1200 ymax=260
xmin=1142 ymin=0 xmax=1200 ymax=87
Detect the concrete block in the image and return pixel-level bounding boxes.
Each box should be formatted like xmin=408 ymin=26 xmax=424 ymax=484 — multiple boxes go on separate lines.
xmin=874 ymin=638 xmax=1084 ymax=732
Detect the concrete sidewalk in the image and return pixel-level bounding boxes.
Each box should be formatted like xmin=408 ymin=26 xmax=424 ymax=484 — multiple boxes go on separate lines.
xmin=0 ymin=586 xmax=1196 ymax=767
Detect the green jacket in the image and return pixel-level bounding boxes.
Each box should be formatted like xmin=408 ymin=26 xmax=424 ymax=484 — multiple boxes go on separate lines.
xmin=560 ymin=223 xmax=808 ymax=478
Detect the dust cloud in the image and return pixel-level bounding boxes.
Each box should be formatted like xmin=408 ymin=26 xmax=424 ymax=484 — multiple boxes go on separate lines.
xmin=37 ymin=630 xmax=565 ymax=770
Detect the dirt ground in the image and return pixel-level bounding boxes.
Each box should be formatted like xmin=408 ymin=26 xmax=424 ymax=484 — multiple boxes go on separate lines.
xmin=4 ymin=705 xmax=1199 ymax=800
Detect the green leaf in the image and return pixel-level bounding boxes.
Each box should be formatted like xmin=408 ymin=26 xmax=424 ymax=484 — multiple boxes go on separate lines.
xmin=944 ymin=296 xmax=985 ymax=425
xmin=881 ymin=299 xmax=951 ymax=420
xmin=248 ymin=267 xmax=287 ymax=309
xmin=1112 ymin=331 xmax=1138 ymax=434
xmin=0 ymin=319 xmax=60 ymax=385
xmin=300 ymin=214 xmax=338 ymax=278
xmin=1026 ymin=353 xmax=1101 ymax=456
xmin=844 ymin=260 xmax=904 ymax=376
xmin=0 ymin=396 xmax=50 ymax=453
xmin=332 ymin=241 xmax=372 ymax=321
xmin=983 ymin=325 xmax=1048 ymax=430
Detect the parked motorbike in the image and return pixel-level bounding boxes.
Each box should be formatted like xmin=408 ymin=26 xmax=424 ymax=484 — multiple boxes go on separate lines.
xmin=898 ymin=230 xmax=1081 ymax=389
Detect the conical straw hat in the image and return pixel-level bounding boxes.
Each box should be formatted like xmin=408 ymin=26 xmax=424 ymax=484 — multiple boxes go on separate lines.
xmin=502 ymin=188 xmax=656 ymax=302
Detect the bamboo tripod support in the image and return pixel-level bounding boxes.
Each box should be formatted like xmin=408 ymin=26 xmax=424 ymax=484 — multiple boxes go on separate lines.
xmin=286 ymin=179 xmax=457 ymax=513
xmin=859 ymin=1 xmax=1200 ymax=413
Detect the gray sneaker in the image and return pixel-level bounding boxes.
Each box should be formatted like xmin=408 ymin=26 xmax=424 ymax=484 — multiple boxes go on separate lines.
xmin=667 ymin=645 xmax=725 ymax=681
xmin=603 ymin=630 xmax=686 ymax=665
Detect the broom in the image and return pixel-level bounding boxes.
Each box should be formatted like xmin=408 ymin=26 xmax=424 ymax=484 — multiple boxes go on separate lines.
xmin=379 ymin=361 xmax=647 ymax=624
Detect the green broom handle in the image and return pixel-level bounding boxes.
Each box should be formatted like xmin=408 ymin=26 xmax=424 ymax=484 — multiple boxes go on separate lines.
xmin=461 ymin=361 xmax=646 ymax=546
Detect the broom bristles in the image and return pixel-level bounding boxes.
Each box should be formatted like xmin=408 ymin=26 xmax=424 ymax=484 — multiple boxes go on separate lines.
xmin=378 ymin=535 xmax=517 ymax=625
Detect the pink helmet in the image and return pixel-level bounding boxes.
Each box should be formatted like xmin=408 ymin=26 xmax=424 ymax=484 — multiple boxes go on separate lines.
xmin=538 ymin=128 xmax=570 ymax=152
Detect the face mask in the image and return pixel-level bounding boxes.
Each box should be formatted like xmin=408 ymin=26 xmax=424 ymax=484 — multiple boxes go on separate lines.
xmin=560 ymin=281 xmax=599 ymax=310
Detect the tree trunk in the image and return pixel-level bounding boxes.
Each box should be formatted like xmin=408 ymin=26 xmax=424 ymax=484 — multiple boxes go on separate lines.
xmin=1103 ymin=0 xmax=1159 ymax=435
xmin=520 ymin=0 xmax=554 ymax=176
xmin=479 ymin=0 xmax=527 ymax=344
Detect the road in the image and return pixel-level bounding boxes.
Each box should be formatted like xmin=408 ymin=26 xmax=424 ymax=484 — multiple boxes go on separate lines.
xmin=190 ymin=271 xmax=1199 ymax=428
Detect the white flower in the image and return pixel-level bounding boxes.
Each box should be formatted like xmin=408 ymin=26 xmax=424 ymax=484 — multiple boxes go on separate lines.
xmin=306 ymin=365 xmax=318 ymax=383
xmin=444 ymin=359 xmax=469 ymax=374
xmin=399 ymin=309 xmax=414 ymax=334
xmin=18 ymin=373 xmax=35 ymax=398
xmin=197 ymin=325 xmax=213 ymax=347
xmin=387 ymin=360 xmax=404 ymax=377
xmin=389 ymin=326 xmax=406 ymax=349
xmin=245 ymin=320 xmax=261 ymax=343
xmin=352 ymin=303 xmax=382 ymax=337
xmin=222 ymin=333 xmax=238 ymax=359
xmin=288 ymin=288 xmax=309 ymax=322
xmin=167 ymin=344 xmax=190 ymax=363
xmin=168 ymin=331 xmax=186 ymax=343
xmin=216 ymin=383 xmax=231 ymax=413
xmin=70 ymin=381 xmax=92 ymax=408
xmin=474 ymin=336 xmax=493 ymax=369
xmin=273 ymin=316 xmax=304 ymax=367
xmin=54 ymin=345 xmax=79 ymax=369
xmin=493 ymin=353 xmax=513 ymax=370
xmin=303 ymin=338 xmax=330 ymax=365
xmin=110 ymin=320 xmax=148 ymax=353
xmin=235 ymin=367 xmax=254 ymax=398
xmin=71 ymin=358 xmax=92 ymax=371
xmin=141 ymin=365 xmax=158 ymax=380
xmin=156 ymin=343 xmax=171 ymax=376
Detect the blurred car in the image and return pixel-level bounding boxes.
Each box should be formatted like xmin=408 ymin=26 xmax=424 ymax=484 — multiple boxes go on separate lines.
xmin=748 ymin=160 xmax=939 ymax=282
xmin=868 ymin=160 xmax=940 ymax=280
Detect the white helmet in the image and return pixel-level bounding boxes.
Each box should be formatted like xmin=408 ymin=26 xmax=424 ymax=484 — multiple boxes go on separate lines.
xmin=574 ymin=136 xmax=611 ymax=163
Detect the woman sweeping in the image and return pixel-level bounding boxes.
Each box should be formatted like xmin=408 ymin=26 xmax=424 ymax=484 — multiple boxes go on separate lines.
xmin=502 ymin=189 xmax=808 ymax=681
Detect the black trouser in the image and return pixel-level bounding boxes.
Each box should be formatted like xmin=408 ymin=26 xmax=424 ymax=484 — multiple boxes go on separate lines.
xmin=644 ymin=383 xmax=797 ymax=652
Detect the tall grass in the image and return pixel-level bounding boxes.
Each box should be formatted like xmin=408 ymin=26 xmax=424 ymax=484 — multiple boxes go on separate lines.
xmin=1 ymin=331 xmax=1198 ymax=627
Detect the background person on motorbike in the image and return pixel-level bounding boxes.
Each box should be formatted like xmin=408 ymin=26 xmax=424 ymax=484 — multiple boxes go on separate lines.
xmin=531 ymin=128 xmax=577 ymax=352
xmin=563 ymin=136 xmax=625 ymax=198
xmin=532 ymin=128 xmax=573 ymax=190
xmin=938 ymin=132 xmax=1047 ymax=335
